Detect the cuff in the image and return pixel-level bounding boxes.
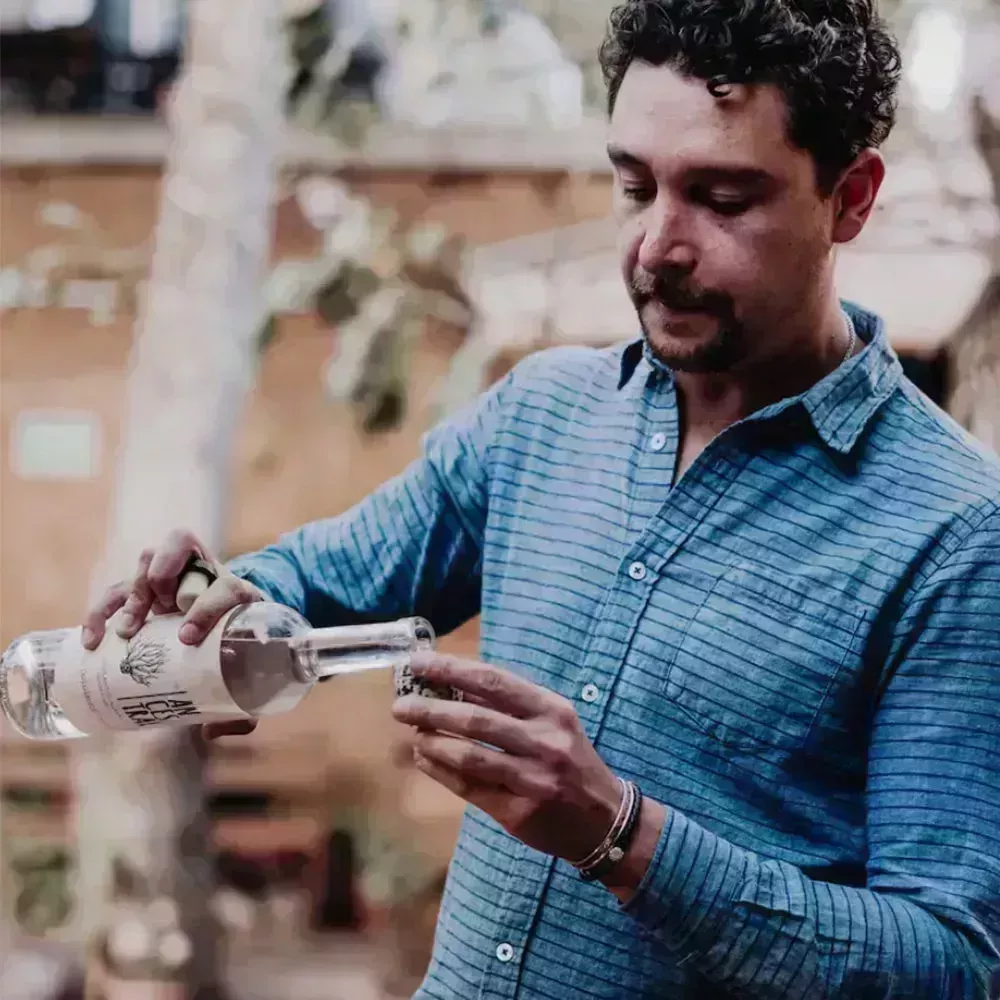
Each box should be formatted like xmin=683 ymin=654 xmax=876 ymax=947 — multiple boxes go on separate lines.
xmin=620 ymin=804 xmax=751 ymax=946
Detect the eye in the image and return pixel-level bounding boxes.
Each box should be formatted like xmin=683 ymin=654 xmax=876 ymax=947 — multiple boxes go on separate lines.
xmin=620 ymin=184 xmax=653 ymax=204
xmin=694 ymin=186 xmax=754 ymax=216
xmin=706 ymin=198 xmax=753 ymax=217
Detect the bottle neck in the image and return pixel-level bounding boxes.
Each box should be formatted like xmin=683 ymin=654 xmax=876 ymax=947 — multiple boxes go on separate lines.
xmin=290 ymin=617 xmax=435 ymax=683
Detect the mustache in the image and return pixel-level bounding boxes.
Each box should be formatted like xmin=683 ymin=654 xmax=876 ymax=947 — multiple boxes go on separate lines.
xmin=629 ymin=268 xmax=729 ymax=314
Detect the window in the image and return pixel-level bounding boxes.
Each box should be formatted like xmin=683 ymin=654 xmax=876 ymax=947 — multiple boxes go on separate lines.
xmin=12 ymin=410 xmax=101 ymax=480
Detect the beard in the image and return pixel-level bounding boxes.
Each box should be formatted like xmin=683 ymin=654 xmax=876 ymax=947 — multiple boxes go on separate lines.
xmin=629 ymin=266 xmax=747 ymax=374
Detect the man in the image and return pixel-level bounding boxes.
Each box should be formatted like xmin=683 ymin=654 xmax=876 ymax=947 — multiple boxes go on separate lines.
xmin=85 ymin=1 xmax=1000 ymax=996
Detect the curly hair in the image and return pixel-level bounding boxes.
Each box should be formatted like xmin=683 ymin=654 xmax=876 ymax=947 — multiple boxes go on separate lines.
xmin=599 ymin=0 xmax=902 ymax=193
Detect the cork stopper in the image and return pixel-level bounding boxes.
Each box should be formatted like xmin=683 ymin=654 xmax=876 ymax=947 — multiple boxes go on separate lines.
xmin=176 ymin=556 xmax=218 ymax=614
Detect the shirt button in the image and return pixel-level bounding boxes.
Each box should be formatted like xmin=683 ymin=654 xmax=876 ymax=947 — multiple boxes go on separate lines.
xmin=496 ymin=942 xmax=515 ymax=963
xmin=628 ymin=561 xmax=647 ymax=581
xmin=581 ymin=683 xmax=600 ymax=704
xmin=649 ymin=432 xmax=667 ymax=452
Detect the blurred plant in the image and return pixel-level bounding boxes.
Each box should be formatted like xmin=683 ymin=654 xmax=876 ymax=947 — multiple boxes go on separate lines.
xmin=333 ymin=805 xmax=445 ymax=912
xmin=284 ymin=0 xmax=385 ymax=147
xmin=8 ymin=845 xmax=74 ymax=936
xmin=261 ymin=175 xmax=476 ymax=433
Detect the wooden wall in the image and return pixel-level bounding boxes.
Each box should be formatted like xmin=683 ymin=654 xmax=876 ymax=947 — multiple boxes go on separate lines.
xmin=0 ymin=165 xmax=613 ymax=844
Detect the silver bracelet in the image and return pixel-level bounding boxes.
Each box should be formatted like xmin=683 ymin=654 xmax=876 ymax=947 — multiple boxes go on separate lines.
xmin=570 ymin=778 xmax=632 ymax=871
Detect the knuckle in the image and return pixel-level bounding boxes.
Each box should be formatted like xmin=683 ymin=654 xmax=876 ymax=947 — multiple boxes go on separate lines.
xmin=533 ymin=772 xmax=560 ymax=800
xmin=432 ymin=653 xmax=458 ymax=674
xmin=405 ymin=702 xmax=430 ymax=727
xmin=167 ymin=527 xmax=196 ymax=548
xmin=540 ymin=731 xmax=574 ymax=768
xmin=481 ymin=670 xmax=504 ymax=696
xmin=551 ymin=696 xmax=578 ymax=727
xmin=465 ymin=703 xmax=487 ymax=733
xmin=230 ymin=577 xmax=262 ymax=603
xmin=184 ymin=606 xmax=211 ymax=627
xmin=101 ymin=584 xmax=129 ymax=613
xmin=145 ymin=563 xmax=171 ymax=588
xmin=461 ymin=745 xmax=485 ymax=771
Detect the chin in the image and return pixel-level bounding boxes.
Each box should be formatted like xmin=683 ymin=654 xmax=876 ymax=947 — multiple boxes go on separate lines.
xmin=641 ymin=318 xmax=745 ymax=375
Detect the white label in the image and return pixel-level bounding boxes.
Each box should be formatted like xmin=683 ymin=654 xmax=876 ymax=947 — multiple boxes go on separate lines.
xmin=48 ymin=614 xmax=250 ymax=734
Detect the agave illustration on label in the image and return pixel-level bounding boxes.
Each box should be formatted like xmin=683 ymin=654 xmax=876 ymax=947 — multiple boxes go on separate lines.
xmin=120 ymin=635 xmax=169 ymax=688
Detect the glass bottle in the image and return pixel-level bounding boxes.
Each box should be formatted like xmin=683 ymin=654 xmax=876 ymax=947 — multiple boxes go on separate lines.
xmin=0 ymin=601 xmax=448 ymax=741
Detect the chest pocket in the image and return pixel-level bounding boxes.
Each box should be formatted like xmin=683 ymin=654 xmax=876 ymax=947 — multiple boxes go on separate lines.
xmin=665 ymin=559 xmax=862 ymax=761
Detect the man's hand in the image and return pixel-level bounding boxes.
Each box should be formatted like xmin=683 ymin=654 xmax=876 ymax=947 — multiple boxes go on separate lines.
xmin=391 ymin=652 xmax=627 ymax=867
xmin=80 ymin=528 xmax=267 ymax=741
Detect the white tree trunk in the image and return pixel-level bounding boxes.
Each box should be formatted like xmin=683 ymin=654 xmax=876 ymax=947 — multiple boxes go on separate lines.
xmin=73 ymin=2 xmax=286 ymax=996
xmin=947 ymin=4 xmax=1000 ymax=449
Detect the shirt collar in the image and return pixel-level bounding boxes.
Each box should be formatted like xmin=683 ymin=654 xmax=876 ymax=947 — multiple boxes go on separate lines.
xmin=617 ymin=301 xmax=903 ymax=455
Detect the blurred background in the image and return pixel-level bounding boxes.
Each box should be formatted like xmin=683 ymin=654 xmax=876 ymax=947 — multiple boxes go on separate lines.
xmin=0 ymin=1 xmax=997 ymax=999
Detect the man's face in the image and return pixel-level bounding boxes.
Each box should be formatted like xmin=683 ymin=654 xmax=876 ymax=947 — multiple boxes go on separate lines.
xmin=608 ymin=61 xmax=838 ymax=374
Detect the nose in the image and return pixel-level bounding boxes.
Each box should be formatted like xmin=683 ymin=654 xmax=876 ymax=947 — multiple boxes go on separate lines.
xmin=636 ymin=196 xmax=698 ymax=275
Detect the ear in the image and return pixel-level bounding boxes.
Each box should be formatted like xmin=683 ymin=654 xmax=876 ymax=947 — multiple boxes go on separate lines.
xmin=831 ymin=149 xmax=886 ymax=245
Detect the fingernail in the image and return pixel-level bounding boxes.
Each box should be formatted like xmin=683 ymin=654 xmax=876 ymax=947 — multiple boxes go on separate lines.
xmin=178 ymin=623 xmax=198 ymax=644
xmin=81 ymin=628 xmax=95 ymax=647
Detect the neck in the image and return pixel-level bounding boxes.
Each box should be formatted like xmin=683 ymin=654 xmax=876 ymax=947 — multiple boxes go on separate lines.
xmin=672 ymin=296 xmax=854 ymax=438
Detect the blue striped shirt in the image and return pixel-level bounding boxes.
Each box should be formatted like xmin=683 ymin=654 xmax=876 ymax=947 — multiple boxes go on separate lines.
xmin=229 ymin=302 xmax=1000 ymax=999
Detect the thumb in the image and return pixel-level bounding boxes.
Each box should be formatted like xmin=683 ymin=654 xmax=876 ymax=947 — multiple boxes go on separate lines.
xmin=179 ymin=577 xmax=263 ymax=645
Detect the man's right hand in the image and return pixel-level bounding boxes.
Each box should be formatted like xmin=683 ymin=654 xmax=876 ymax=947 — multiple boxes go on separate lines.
xmin=81 ymin=528 xmax=267 ymax=740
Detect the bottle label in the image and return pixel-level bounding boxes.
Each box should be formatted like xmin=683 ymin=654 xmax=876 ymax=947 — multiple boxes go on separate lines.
xmin=49 ymin=614 xmax=250 ymax=733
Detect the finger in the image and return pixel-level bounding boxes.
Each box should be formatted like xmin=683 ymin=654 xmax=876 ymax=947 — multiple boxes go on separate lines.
xmin=416 ymin=732 xmax=556 ymax=799
xmin=149 ymin=597 xmax=175 ymax=616
xmin=392 ymin=695 xmax=537 ymax=756
xmin=412 ymin=750 xmax=471 ymax=799
xmin=146 ymin=529 xmax=208 ymax=611
xmin=82 ymin=584 xmax=130 ymax=649
xmin=116 ymin=549 xmax=156 ymax=639
xmin=203 ymin=719 xmax=258 ymax=741
xmin=179 ymin=576 xmax=262 ymax=645
xmin=408 ymin=653 xmax=550 ymax=718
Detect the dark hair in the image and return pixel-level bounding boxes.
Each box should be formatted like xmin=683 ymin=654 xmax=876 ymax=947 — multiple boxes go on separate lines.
xmin=599 ymin=0 xmax=902 ymax=193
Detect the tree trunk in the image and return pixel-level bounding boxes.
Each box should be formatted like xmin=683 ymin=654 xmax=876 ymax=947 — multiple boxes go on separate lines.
xmin=946 ymin=6 xmax=1000 ymax=449
xmin=73 ymin=2 xmax=286 ymax=997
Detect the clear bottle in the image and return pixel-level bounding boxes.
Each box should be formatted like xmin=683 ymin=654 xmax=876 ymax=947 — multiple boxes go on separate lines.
xmin=0 ymin=602 xmax=447 ymax=741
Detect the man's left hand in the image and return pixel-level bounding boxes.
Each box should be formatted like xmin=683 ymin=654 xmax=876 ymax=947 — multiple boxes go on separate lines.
xmin=391 ymin=652 xmax=624 ymax=866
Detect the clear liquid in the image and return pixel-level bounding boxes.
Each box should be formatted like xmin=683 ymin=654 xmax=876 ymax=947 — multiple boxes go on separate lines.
xmin=0 ymin=631 xmax=88 ymax=740
xmin=0 ymin=613 xmax=437 ymax=740
xmin=218 ymin=636 xmax=312 ymax=717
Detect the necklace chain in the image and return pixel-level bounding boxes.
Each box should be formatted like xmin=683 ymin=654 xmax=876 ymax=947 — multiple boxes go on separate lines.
xmin=842 ymin=316 xmax=857 ymax=367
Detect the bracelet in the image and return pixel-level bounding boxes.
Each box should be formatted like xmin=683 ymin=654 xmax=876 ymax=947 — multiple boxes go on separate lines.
xmin=573 ymin=780 xmax=644 ymax=883
xmin=570 ymin=778 xmax=630 ymax=871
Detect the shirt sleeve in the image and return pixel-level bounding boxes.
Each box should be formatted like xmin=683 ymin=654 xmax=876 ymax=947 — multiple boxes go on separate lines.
xmin=223 ymin=367 xmax=515 ymax=634
xmin=621 ymin=508 xmax=1000 ymax=999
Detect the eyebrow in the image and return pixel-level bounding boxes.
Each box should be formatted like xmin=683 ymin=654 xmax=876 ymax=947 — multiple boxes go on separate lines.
xmin=606 ymin=145 xmax=775 ymax=186
xmin=606 ymin=144 xmax=645 ymax=170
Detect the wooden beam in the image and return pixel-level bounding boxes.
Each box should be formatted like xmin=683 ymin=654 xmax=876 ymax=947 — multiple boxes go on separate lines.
xmin=0 ymin=115 xmax=613 ymax=173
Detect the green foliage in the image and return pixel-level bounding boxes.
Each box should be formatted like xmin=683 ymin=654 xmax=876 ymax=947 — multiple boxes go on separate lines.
xmin=7 ymin=844 xmax=74 ymax=935
xmin=284 ymin=2 xmax=383 ymax=149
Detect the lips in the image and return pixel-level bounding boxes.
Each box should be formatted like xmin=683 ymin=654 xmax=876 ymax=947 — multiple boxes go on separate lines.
xmin=644 ymin=297 xmax=712 ymax=317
